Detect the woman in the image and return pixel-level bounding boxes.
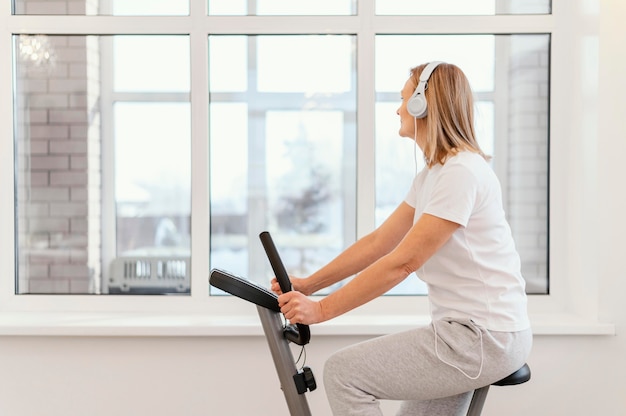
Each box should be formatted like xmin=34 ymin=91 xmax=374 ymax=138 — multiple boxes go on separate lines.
xmin=272 ymin=62 xmax=532 ymax=415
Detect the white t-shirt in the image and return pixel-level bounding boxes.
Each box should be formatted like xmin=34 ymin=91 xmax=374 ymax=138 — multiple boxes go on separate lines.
xmin=404 ymin=151 xmax=530 ymax=332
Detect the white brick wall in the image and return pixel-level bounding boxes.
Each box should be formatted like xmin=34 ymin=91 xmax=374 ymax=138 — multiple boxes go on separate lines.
xmin=506 ymin=34 xmax=550 ymax=293
xmin=16 ymin=0 xmax=102 ymax=294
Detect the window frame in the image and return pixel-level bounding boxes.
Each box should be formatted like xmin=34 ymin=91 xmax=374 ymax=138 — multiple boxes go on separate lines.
xmin=0 ymin=1 xmax=614 ymax=336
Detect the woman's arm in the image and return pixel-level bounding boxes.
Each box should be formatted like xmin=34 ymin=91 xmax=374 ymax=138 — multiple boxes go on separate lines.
xmin=278 ymin=213 xmax=460 ymax=324
xmin=290 ymin=201 xmax=416 ymax=295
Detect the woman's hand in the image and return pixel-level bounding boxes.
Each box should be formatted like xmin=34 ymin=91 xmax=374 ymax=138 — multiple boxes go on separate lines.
xmin=270 ymin=276 xmax=310 ymax=296
xmin=278 ymin=291 xmax=324 ymax=325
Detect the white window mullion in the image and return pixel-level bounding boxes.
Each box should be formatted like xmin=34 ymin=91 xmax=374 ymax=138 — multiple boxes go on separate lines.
xmin=100 ymin=35 xmax=115 ymax=293
xmin=189 ymin=7 xmax=210 ymax=300
xmin=493 ymin=36 xmax=511 ymax=213
xmin=356 ymin=0 xmax=377 ymax=238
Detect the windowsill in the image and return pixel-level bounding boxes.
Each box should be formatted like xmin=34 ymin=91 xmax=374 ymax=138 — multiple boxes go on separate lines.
xmin=0 ymin=311 xmax=615 ymax=337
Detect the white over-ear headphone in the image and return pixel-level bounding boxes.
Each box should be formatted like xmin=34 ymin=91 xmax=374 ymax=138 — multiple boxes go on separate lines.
xmin=407 ymin=61 xmax=444 ymax=119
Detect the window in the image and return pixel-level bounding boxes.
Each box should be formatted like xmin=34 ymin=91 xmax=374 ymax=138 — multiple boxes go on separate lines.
xmin=208 ymin=35 xmax=357 ymax=294
xmin=375 ymin=0 xmax=550 ymax=15
xmin=4 ymin=1 xmax=566 ymax=320
xmin=207 ymin=0 xmax=356 ymax=15
xmin=13 ymin=0 xmax=190 ymax=15
xmin=108 ymin=35 xmax=191 ymax=295
xmin=13 ymin=34 xmax=192 ymax=294
xmin=375 ymin=34 xmax=550 ymax=294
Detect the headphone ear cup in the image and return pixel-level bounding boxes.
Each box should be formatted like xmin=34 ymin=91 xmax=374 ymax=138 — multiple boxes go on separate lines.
xmin=407 ymin=61 xmax=443 ymax=119
xmin=407 ymin=92 xmax=427 ymax=119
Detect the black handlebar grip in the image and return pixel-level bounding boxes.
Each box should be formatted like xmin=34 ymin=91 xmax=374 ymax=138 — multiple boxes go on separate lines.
xmin=259 ymin=231 xmax=310 ymax=346
xmin=259 ymin=231 xmax=292 ymax=294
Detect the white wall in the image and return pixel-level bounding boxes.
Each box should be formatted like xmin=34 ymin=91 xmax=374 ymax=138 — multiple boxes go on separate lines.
xmin=1 ymin=1 xmax=625 ymax=415
xmin=0 ymin=331 xmax=624 ymax=416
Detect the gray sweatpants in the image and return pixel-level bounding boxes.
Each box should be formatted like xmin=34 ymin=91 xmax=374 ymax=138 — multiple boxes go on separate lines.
xmin=323 ymin=318 xmax=532 ymax=416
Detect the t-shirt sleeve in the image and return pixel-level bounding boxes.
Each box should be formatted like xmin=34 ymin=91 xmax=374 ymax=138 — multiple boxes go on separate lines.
xmin=422 ymin=162 xmax=479 ymax=227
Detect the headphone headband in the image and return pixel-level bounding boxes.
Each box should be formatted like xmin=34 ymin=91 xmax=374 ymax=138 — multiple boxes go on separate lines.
xmin=419 ymin=61 xmax=444 ymax=83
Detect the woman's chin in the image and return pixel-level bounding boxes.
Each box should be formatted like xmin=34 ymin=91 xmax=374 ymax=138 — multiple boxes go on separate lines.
xmin=398 ymin=129 xmax=412 ymax=139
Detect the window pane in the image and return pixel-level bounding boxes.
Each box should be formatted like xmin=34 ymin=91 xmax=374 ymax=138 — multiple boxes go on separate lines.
xmin=376 ymin=0 xmax=551 ymax=15
xmin=13 ymin=0 xmax=189 ymax=15
xmin=209 ymin=36 xmax=248 ymax=92
xmin=376 ymin=35 xmax=495 ymax=93
xmin=112 ymin=102 xmax=191 ymax=294
xmin=208 ymin=0 xmax=355 ymax=16
xmin=375 ymin=34 xmax=550 ymax=295
xmin=13 ymin=35 xmax=191 ymax=295
xmin=257 ymin=36 xmax=353 ymax=93
xmin=209 ymin=35 xmax=357 ymax=292
xmin=112 ymin=0 xmax=189 ymax=16
xmin=114 ymin=36 xmax=190 ymax=93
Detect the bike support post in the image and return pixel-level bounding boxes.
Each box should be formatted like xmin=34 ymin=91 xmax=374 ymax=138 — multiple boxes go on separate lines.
xmin=257 ymin=305 xmax=313 ymax=416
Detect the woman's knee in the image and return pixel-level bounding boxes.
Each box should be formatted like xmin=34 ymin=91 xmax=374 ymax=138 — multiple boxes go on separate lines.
xmin=323 ymin=350 xmax=345 ymax=388
xmin=323 ymin=346 xmax=365 ymax=391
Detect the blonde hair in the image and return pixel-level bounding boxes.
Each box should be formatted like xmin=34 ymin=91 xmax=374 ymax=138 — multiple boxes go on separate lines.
xmin=410 ymin=63 xmax=489 ymax=167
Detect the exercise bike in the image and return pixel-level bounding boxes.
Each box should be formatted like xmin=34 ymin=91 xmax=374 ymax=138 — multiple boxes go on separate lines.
xmin=209 ymin=231 xmax=531 ymax=416
xmin=209 ymin=231 xmax=316 ymax=416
